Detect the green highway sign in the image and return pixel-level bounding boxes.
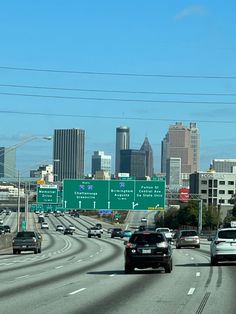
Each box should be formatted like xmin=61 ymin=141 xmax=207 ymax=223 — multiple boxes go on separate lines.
xmin=63 ymin=179 xmax=109 ymax=210
xmin=63 ymin=178 xmax=165 ymax=210
xmin=30 ymin=203 xmax=63 ymax=212
xmin=37 ymin=185 xmax=58 ymax=204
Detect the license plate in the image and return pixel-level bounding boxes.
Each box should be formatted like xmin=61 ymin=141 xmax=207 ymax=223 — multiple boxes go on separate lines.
xmin=142 ymin=249 xmax=151 ymax=254
xmin=22 ymin=245 xmax=26 ymax=248
xmin=185 ymin=238 xmax=193 ymax=241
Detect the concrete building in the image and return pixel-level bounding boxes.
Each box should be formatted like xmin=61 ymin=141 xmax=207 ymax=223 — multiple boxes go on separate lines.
xmin=115 ymin=126 xmax=130 ymax=176
xmin=166 ymin=157 xmax=181 ymax=188
xmin=120 ymin=149 xmax=146 ymax=179
xmin=0 ymin=147 xmax=16 ymax=178
xmin=91 ymin=151 xmax=111 ymax=177
xmin=53 ymin=129 xmax=85 ymax=181
xmin=30 ymin=164 xmax=54 ymax=183
xmin=211 ymin=159 xmax=236 ymax=173
xmin=190 ymin=170 xmax=235 ymax=220
xmin=161 ymin=122 xmax=200 ymax=185
xmin=140 ymin=136 xmax=154 ymax=177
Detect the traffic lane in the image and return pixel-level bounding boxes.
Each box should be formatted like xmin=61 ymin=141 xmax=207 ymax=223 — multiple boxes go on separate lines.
xmin=0 ymin=237 xmax=124 ymax=314
xmin=0 ymin=230 xmax=96 ymax=281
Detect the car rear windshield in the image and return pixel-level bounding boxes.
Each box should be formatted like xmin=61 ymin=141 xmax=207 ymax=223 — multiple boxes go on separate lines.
xmin=130 ymin=233 xmax=165 ymax=244
xmin=181 ymin=231 xmax=197 ymax=237
xmin=157 ymin=228 xmax=170 ymax=232
xmin=16 ymin=232 xmax=36 ymax=238
xmin=218 ymin=230 xmax=236 ymax=239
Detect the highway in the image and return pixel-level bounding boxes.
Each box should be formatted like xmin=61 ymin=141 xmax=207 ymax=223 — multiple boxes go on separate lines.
xmin=0 ymin=212 xmax=236 ymax=314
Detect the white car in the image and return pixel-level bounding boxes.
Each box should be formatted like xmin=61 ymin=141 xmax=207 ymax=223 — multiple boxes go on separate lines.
xmin=56 ymin=225 xmax=64 ymax=232
xmin=156 ymin=227 xmax=173 ymax=242
xmin=68 ymin=225 xmax=76 ymax=232
xmin=41 ymin=222 xmax=49 ymax=229
xmin=0 ymin=218 xmax=4 ymax=225
xmin=210 ymin=228 xmax=236 ymax=265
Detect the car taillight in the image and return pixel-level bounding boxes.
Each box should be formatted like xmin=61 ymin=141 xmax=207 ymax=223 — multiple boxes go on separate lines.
xmin=180 ymin=237 xmax=185 ymax=241
xmin=32 ymin=237 xmax=37 ymax=243
xmin=126 ymin=243 xmax=136 ymax=248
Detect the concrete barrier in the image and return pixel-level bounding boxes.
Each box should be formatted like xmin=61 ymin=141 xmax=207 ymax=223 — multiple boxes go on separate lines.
xmin=0 ymin=232 xmax=16 ymax=249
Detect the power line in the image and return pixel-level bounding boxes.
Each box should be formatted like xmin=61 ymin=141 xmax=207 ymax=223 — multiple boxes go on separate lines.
xmin=1 ymin=110 xmax=236 ymax=124
xmin=1 ymin=65 xmax=236 ymax=79
xmin=1 ymin=91 xmax=236 ymax=105
xmin=0 ymin=83 xmax=236 ymax=97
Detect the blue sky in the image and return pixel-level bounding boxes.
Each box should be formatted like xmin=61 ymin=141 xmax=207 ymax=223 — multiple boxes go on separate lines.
xmin=1 ymin=1 xmax=236 ymax=175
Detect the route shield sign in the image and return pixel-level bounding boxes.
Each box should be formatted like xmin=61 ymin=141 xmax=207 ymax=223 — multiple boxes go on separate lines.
xmin=63 ymin=179 xmax=109 ymax=209
xmin=110 ymin=180 xmax=134 ymax=209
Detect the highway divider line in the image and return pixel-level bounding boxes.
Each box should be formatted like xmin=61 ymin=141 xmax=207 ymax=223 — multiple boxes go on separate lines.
xmin=187 ymin=288 xmax=195 ymax=295
xmin=69 ymin=288 xmax=86 ymax=295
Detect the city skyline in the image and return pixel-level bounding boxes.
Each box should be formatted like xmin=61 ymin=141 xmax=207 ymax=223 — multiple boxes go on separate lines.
xmin=1 ymin=2 xmax=236 ymax=175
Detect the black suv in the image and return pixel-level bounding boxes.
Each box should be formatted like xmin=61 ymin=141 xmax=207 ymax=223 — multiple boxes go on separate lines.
xmin=111 ymin=228 xmax=123 ymax=238
xmin=124 ymin=231 xmax=173 ymax=274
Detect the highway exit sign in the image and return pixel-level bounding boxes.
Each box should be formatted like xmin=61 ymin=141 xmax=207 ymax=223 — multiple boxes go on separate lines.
xmin=63 ymin=178 xmax=165 ymax=210
xmin=37 ymin=185 xmax=58 ymax=204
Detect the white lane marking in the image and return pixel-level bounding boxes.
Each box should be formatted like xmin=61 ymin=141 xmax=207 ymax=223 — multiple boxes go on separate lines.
xmin=0 ymin=263 xmax=13 ymax=266
xmin=69 ymin=288 xmax=86 ymax=295
xmin=77 ymin=259 xmax=82 ymax=263
xmin=196 ymin=272 xmax=201 ymax=277
xmin=55 ymin=266 xmax=63 ymax=269
xmin=110 ymin=274 xmax=116 ymax=277
xmin=185 ymin=254 xmax=189 ymax=256
xmin=16 ymin=275 xmax=30 ymax=279
xmin=191 ymin=257 xmax=195 ymax=260
xmin=89 ymin=255 xmax=93 ymax=258
xmin=187 ymin=288 xmax=195 ymax=295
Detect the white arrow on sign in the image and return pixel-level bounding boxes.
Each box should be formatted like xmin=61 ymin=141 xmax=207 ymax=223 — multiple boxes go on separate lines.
xmin=107 ymin=201 xmax=110 ymax=209
xmin=132 ymin=202 xmax=139 ymax=209
xmin=155 ymin=204 xmax=160 ymax=208
xmin=93 ymin=201 xmax=96 ymax=209
xmin=64 ymin=200 xmax=67 ymax=208
xmin=79 ymin=201 xmax=81 ymax=209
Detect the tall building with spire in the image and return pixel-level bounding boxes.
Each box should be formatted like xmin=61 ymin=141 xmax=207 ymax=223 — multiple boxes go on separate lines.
xmin=53 ymin=128 xmax=85 ymax=181
xmin=140 ymin=136 xmax=154 ymax=177
xmin=115 ymin=126 xmax=130 ymax=176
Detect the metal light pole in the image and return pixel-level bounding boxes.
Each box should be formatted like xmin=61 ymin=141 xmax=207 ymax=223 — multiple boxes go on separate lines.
xmin=17 ymin=170 xmax=21 ymax=232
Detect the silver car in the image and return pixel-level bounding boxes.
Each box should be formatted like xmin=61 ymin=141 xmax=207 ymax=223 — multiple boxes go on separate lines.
xmin=210 ymin=228 xmax=236 ymax=265
xmin=175 ymin=230 xmax=200 ymax=249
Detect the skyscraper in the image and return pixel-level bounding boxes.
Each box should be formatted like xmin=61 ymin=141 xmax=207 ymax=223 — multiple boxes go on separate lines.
xmin=161 ymin=122 xmax=200 ymax=182
xmin=115 ymin=126 xmax=130 ymax=176
xmin=53 ymin=129 xmax=85 ymax=181
xmin=91 ymin=151 xmax=112 ymax=176
xmin=166 ymin=157 xmax=181 ymax=187
xmin=120 ymin=149 xmax=146 ymax=179
xmin=0 ymin=147 xmax=16 ymax=178
xmin=140 ymin=136 xmax=154 ymax=177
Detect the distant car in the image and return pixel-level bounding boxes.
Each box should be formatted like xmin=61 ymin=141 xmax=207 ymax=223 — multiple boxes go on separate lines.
xmin=3 ymin=225 xmax=11 ymax=233
xmin=64 ymin=227 xmax=73 ymax=235
xmin=88 ymin=227 xmax=102 ymax=238
xmin=38 ymin=216 xmax=45 ymax=224
xmin=0 ymin=226 xmax=5 ymax=235
xmin=141 ymin=217 xmax=147 ymax=223
xmin=111 ymin=228 xmax=123 ymax=238
xmin=124 ymin=231 xmax=173 ymax=274
xmin=68 ymin=225 xmax=76 ymax=232
xmin=45 ymin=212 xmax=49 ymax=217
xmin=121 ymin=230 xmax=132 ymax=238
xmin=41 ymin=222 xmax=49 ymax=229
xmin=0 ymin=218 xmax=4 ymax=225
xmin=107 ymin=228 xmax=113 ymax=234
xmin=138 ymin=225 xmax=146 ymax=231
xmin=6 ymin=210 xmax=11 ymax=215
xmin=95 ymin=223 xmax=103 ymax=233
xmin=175 ymin=230 xmax=200 ymax=249
xmin=56 ymin=225 xmax=64 ymax=232
xmin=210 ymin=228 xmax=236 ymax=265
xmin=155 ymin=228 xmax=173 ymax=243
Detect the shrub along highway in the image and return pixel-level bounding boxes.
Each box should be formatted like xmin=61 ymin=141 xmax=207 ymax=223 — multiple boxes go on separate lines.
xmin=0 ymin=211 xmax=235 ymax=314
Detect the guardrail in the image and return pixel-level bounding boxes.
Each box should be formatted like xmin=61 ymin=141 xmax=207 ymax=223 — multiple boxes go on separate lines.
xmin=0 ymin=232 xmax=16 ymax=250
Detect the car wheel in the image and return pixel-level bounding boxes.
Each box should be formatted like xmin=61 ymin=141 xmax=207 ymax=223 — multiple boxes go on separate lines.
xmin=13 ymin=249 xmax=17 ymax=254
xmin=124 ymin=264 xmax=134 ymax=274
xmin=164 ymin=261 xmax=172 ymax=273
xmin=196 ymin=245 xmax=200 ymax=249
xmin=98 ymin=235 xmax=101 ymax=238
xmin=38 ymin=248 xmax=41 ymax=253
xmin=176 ymin=245 xmax=181 ymax=249
xmin=88 ymin=235 xmax=91 ymax=238
xmin=34 ymin=249 xmax=38 ymax=254
xmin=211 ymin=256 xmax=218 ymax=266
xmin=18 ymin=250 xmax=21 ymax=254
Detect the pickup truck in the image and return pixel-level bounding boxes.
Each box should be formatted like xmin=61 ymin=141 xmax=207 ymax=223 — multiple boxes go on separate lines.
xmin=88 ymin=227 xmax=101 ymax=238
xmin=12 ymin=231 xmax=42 ymax=254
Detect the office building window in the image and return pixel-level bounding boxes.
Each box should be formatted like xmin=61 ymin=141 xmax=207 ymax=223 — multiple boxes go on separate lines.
xmin=219 ymin=181 xmax=225 ymax=185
